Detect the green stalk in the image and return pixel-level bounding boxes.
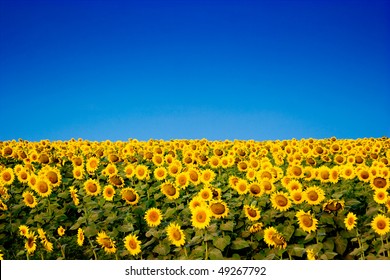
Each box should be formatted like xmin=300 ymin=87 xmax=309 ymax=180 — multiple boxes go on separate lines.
xmin=356 ymin=229 xmax=365 ymax=260
xmin=88 ymin=237 xmax=98 ymax=260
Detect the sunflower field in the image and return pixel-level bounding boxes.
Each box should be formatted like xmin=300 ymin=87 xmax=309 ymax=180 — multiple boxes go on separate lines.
xmin=0 ymin=137 xmax=389 ymax=260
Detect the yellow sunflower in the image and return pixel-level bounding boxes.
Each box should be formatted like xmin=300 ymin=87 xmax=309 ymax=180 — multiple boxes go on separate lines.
xmin=86 ymin=156 xmax=100 ymax=174
xmin=166 ymin=222 xmax=186 ymax=247
xmin=191 ymin=206 xmax=211 ymax=229
xmin=235 ymin=178 xmax=248 ymax=195
xmin=160 ymin=181 xmax=180 ymax=200
xmin=243 ymin=205 xmax=261 ymax=221
xmin=286 ymin=179 xmax=303 ymax=192
xmin=44 ymin=167 xmax=62 ymax=187
xmin=248 ymin=182 xmax=263 ymax=197
xmin=260 ymin=179 xmax=276 ymax=194
xmin=57 ymin=226 xmax=65 ymax=237
xmin=263 ymin=226 xmax=277 ymax=247
xmin=22 ymin=191 xmax=38 ymax=208
xmin=135 ymin=164 xmax=149 ymax=180
xmin=25 ymin=232 xmax=37 ymax=255
xmin=72 ymin=166 xmax=85 ymax=180
xmin=175 ymin=172 xmax=189 ymax=189
xmin=200 ymin=169 xmax=216 ymax=185
xmin=103 ymin=163 xmax=118 ymax=177
xmin=323 ymin=199 xmax=345 ymax=213
xmin=370 ymin=176 xmax=388 ymax=190
xmin=69 ymin=186 xmax=80 ymax=206
xmin=16 ymin=168 xmax=29 ymax=184
xmin=373 ymin=189 xmax=388 ymax=204
xmin=35 ymin=178 xmax=52 ymax=197
xmin=103 ymin=185 xmax=115 ymax=201
xmin=96 ymin=231 xmax=116 ymax=254
xmin=19 ymin=225 xmax=29 ymax=237
xmin=121 ymin=188 xmax=140 ymax=205
xmin=303 ymin=186 xmax=325 ymax=205
xmin=270 ymin=191 xmax=292 ymax=212
xmin=0 ymin=168 xmax=15 ymax=186
xmin=209 ymin=200 xmax=229 ymax=219
xmin=144 ymin=208 xmax=163 ymax=227
xmin=124 ymin=233 xmax=141 ymax=256
xmin=188 ymin=167 xmax=201 ymax=186
xmin=84 ymin=179 xmax=101 ymax=196
xmin=124 ymin=164 xmax=136 ymax=179
xmin=189 ymin=196 xmax=207 ymax=211
xmin=344 ymin=212 xmax=358 ymax=231
xmin=77 ymin=228 xmax=84 ymax=246
xmin=371 ymin=214 xmax=390 ymax=236
xmin=249 ymin=222 xmax=263 ymax=233
xmin=198 ymin=187 xmax=213 ymax=201
xmin=290 ymin=190 xmax=304 ymax=204
xmin=306 ymin=249 xmax=317 ymax=260
xmin=296 ymin=210 xmax=318 ymax=233
xmin=153 ymin=167 xmax=168 ymax=181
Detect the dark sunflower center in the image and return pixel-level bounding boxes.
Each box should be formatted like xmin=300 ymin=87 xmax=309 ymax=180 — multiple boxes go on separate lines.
xmin=307 ymin=191 xmax=318 ymax=201
xmin=302 ymin=215 xmax=313 ymax=227
xmin=276 ymin=195 xmax=288 ymax=207
xmin=172 ymin=230 xmax=182 ymax=241
xmin=211 ymin=203 xmax=225 ymax=215
xmin=374 ymin=178 xmax=386 ymax=188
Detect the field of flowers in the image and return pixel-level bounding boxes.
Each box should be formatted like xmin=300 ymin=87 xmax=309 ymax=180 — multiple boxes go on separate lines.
xmin=0 ymin=137 xmax=389 ymax=260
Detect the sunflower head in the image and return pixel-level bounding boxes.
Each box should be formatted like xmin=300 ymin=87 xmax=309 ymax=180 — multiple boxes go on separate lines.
xmin=166 ymin=222 xmax=186 ymax=247
xmin=270 ymin=191 xmax=292 ymax=212
xmin=296 ymin=210 xmax=318 ymax=233
xmin=304 ymin=186 xmax=325 ymax=205
xmin=243 ymin=205 xmax=261 ymax=222
xmin=84 ymin=179 xmax=101 ymax=196
xmin=371 ymin=214 xmax=390 ymax=236
xmin=191 ymin=206 xmax=211 ymax=229
xmin=121 ymin=188 xmax=140 ymax=205
xmin=322 ymin=199 xmax=345 ymax=213
xmin=144 ymin=207 xmax=163 ymax=227
xmin=124 ymin=233 xmax=141 ymax=256
xmin=103 ymin=185 xmax=115 ymax=201
xmin=344 ymin=212 xmax=358 ymax=231
xmin=209 ymin=200 xmax=229 ymax=219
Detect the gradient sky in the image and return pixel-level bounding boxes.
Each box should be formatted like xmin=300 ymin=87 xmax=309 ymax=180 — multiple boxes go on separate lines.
xmin=1 ymin=0 xmax=389 ymax=141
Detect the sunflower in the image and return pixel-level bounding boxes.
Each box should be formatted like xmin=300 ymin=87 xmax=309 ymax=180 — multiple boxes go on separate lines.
xmin=103 ymin=163 xmax=118 ymax=177
xmin=57 ymin=226 xmax=65 ymax=237
xmin=96 ymin=231 xmax=116 ymax=254
xmin=22 ymin=191 xmax=38 ymax=208
xmin=248 ymin=182 xmax=263 ymax=197
xmin=290 ymin=190 xmax=304 ymax=204
xmin=17 ymin=168 xmax=29 ymax=184
xmin=373 ymin=189 xmax=388 ymax=204
xmin=288 ymin=165 xmax=303 ymax=178
xmin=160 ymin=181 xmax=180 ymax=200
xmin=0 ymin=249 xmax=3 ymax=260
xmin=271 ymin=232 xmax=287 ymax=249
xmin=328 ymin=167 xmax=340 ymax=183
xmin=69 ymin=186 xmax=80 ymax=206
xmin=296 ymin=210 xmax=318 ymax=233
xmin=243 ymin=205 xmax=261 ymax=221
xmin=135 ymin=164 xmax=149 ymax=180
xmin=200 ymin=169 xmax=216 ymax=185
xmin=263 ymin=227 xmax=278 ymax=247
xmin=44 ymin=167 xmax=62 ymax=187
xmin=304 ymin=186 xmax=325 ymax=205
xmin=209 ymin=156 xmax=220 ymax=168
xmin=286 ymin=179 xmax=303 ymax=192
xmin=270 ymin=191 xmax=292 ymax=212
xmin=344 ymin=212 xmax=358 ymax=231
xmin=25 ymin=232 xmax=37 ymax=255
xmin=145 ymin=208 xmax=163 ymax=227
xmin=124 ymin=164 xmax=135 ymax=179
xmin=261 ymin=179 xmax=276 ymax=195
xmin=0 ymin=168 xmax=15 ymax=186
xmin=152 ymin=154 xmax=164 ymax=166
xmin=199 ymin=187 xmax=213 ymax=201
xmin=168 ymin=162 xmax=182 ymax=177
xmin=317 ymin=166 xmax=331 ymax=183
xmin=306 ymin=249 xmax=317 ymax=260
xmin=228 ymin=175 xmax=239 ymax=189
xmin=210 ymin=186 xmax=222 ymax=200
xmin=154 ymin=167 xmax=168 ymax=181
xmin=175 ymin=172 xmax=189 ymax=189
xmin=121 ymin=188 xmax=140 ymax=205
xmin=77 ymin=228 xmax=84 ymax=246
xmin=249 ymin=222 xmax=263 ymax=233
xmin=386 ymin=197 xmax=390 ymax=213
xmin=124 ymin=233 xmax=141 ymax=256
xmin=370 ymin=176 xmax=388 ymax=190
xmin=235 ymin=179 xmax=248 ymax=195
xmin=19 ymin=225 xmax=29 ymax=237
xmin=84 ymin=179 xmax=101 ymax=196
xmin=86 ymin=156 xmax=99 ymax=174
xmin=371 ymin=214 xmax=390 ymax=236
xmin=323 ymin=199 xmax=345 ymax=213
xmin=189 ymin=196 xmax=207 ymax=211
xmin=35 ymin=178 xmax=52 ymax=197
xmin=166 ymin=222 xmax=186 ymax=247
xmin=72 ymin=166 xmax=84 ymax=180
xmin=209 ymin=200 xmax=229 ymax=219
xmin=191 ymin=206 xmax=211 ymax=229
xmin=340 ymin=165 xmax=355 ymax=180
xmin=103 ymin=185 xmax=115 ymax=201
xmin=188 ymin=168 xmax=201 ymax=185
xmin=27 ymin=174 xmax=37 ymax=189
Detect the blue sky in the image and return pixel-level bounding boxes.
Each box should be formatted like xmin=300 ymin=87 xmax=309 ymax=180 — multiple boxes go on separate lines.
xmin=1 ymin=0 xmax=389 ymax=141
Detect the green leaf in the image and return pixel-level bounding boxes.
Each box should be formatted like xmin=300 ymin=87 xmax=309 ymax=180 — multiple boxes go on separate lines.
xmin=283 ymin=225 xmax=295 ymax=241
xmin=323 ymin=238 xmax=335 ymax=251
xmin=220 ymin=221 xmax=234 ymax=232
xmin=231 ymin=238 xmax=250 ymax=250
xmin=335 ymin=234 xmax=348 ymax=255
xmin=84 ymin=224 xmax=98 ymax=237
xmin=164 ymin=207 xmax=176 ymax=219
xmin=69 ymin=216 xmax=86 ymax=230
xmin=208 ymin=248 xmax=223 ymax=260
xmin=288 ymin=245 xmax=305 ymax=257
xmin=320 ymin=213 xmax=335 ymax=225
xmin=320 ymin=251 xmax=338 ymax=260
xmin=189 ymin=245 xmax=205 ymax=259
xmin=213 ymin=236 xmax=231 ymax=251
xmin=153 ymin=242 xmax=171 ymax=256
xmin=118 ymin=224 xmax=134 ymax=233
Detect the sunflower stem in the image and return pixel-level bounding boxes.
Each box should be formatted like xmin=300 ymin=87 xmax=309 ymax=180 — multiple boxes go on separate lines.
xmin=88 ymin=237 xmax=98 ymax=260
xmin=380 ymin=235 xmax=386 ymax=258
xmin=205 ymin=240 xmax=208 ymax=260
xmin=356 ymin=228 xmax=365 ymax=260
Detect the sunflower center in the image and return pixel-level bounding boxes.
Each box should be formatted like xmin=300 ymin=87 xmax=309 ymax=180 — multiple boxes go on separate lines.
xmin=88 ymin=183 xmax=97 ymax=193
xmin=124 ymin=191 xmax=136 ymax=202
xmin=196 ymin=212 xmax=206 ymax=223
xmin=263 ymin=181 xmax=272 ymax=191
xmin=276 ymin=195 xmax=288 ymax=206
xmin=201 ymin=191 xmax=210 ymax=199
xmin=374 ymin=178 xmax=386 ymax=188
xmin=302 ymin=215 xmax=313 ymax=227
xmin=238 ymin=183 xmax=246 ymax=192
xmin=247 ymin=208 xmax=257 ymax=218
xmin=90 ymin=160 xmax=98 ymax=168
xmin=377 ymin=220 xmax=386 ymax=230
xmin=172 ymin=229 xmax=182 ymax=241
xmin=26 ymin=194 xmax=34 ymax=204
xmin=250 ymin=184 xmax=261 ymax=194
xmin=211 ymin=203 xmax=225 ymax=215
xmin=348 ymin=217 xmax=355 ymax=226
xmin=378 ymin=192 xmax=385 ymax=199
xmin=189 ymin=172 xmax=198 ymax=181
xmin=149 ymin=212 xmax=159 ymax=222
xmin=293 ymin=192 xmax=302 ymax=201
xmin=38 ymin=182 xmax=49 ymax=193
xmin=27 ymin=237 xmax=34 ymax=248
xmin=361 ymin=171 xmax=369 ymax=179
xmin=292 ymin=166 xmax=302 ymax=176
xmin=129 ymin=239 xmax=137 ymax=250
xmin=47 ymin=171 xmax=58 ymax=184
xmin=106 ymin=189 xmax=113 ymax=196
xmin=307 ymin=191 xmax=318 ymax=201
xmin=2 ymin=173 xmax=11 ymax=181
xmin=20 ymin=172 xmax=28 ymax=180
xmin=321 ymin=171 xmax=329 ymax=180
xmin=110 ymin=176 xmax=122 ymax=186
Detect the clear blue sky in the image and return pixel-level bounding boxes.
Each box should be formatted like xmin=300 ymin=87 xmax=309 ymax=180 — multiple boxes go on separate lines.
xmin=1 ymin=0 xmax=389 ymax=141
